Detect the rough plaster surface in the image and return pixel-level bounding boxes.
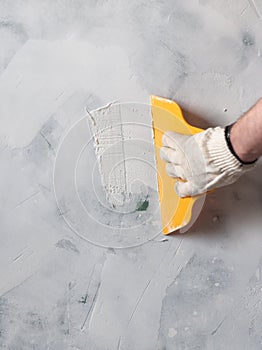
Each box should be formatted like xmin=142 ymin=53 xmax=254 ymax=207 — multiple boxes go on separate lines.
xmin=1 ymin=1 xmax=262 ymax=349
xmin=87 ymin=103 xmax=156 ymax=208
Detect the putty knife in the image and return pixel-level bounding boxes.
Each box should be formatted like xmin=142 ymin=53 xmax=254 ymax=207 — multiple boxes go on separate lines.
xmin=151 ymin=95 xmax=204 ymax=235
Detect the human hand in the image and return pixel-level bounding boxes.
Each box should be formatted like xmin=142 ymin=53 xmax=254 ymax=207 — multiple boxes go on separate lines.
xmin=160 ymin=127 xmax=255 ymax=197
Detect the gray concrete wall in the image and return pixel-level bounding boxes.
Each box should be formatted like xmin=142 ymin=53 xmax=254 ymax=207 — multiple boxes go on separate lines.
xmin=1 ymin=1 xmax=262 ymax=349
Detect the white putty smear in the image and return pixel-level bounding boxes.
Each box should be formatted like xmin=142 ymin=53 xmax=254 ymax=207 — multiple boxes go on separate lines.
xmin=87 ymin=102 xmax=157 ymax=210
xmin=87 ymin=102 xmax=127 ymax=207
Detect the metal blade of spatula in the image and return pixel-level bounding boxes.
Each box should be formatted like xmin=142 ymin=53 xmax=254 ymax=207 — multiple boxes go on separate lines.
xmin=150 ymin=95 xmax=205 ymax=235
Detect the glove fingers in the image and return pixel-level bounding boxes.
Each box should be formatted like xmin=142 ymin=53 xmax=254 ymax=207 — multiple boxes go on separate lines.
xmin=162 ymin=131 xmax=187 ymax=148
xmin=166 ymin=163 xmax=185 ymax=179
xmin=175 ymin=181 xmax=193 ymax=198
xmin=160 ymin=147 xmax=182 ymax=164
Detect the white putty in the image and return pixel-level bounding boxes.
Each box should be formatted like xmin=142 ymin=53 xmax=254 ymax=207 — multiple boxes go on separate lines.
xmin=87 ymin=102 xmax=158 ymax=209
xmin=88 ymin=103 xmax=127 ymax=207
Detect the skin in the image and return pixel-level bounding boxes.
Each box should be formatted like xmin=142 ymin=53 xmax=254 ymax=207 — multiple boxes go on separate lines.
xmin=231 ymin=98 xmax=262 ymax=163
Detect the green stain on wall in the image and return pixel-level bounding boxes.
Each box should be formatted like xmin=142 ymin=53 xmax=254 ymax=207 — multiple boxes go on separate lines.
xmin=136 ymin=198 xmax=149 ymax=211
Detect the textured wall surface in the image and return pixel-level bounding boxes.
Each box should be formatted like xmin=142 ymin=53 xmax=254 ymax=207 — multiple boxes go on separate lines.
xmin=1 ymin=1 xmax=262 ymax=349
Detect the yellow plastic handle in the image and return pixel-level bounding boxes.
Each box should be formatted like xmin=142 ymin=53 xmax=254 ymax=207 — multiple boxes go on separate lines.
xmin=150 ymin=95 xmax=204 ymax=235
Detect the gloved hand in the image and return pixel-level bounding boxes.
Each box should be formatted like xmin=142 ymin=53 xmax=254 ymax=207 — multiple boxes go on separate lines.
xmin=160 ymin=126 xmax=256 ymax=198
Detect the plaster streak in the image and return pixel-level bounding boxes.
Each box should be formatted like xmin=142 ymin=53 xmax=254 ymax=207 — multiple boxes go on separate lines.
xmin=88 ymin=102 xmax=156 ymax=210
xmin=248 ymin=0 xmax=262 ymax=18
xmin=88 ymin=103 xmax=127 ymax=207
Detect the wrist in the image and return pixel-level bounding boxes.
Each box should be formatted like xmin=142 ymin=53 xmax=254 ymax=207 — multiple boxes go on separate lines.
xmin=229 ymin=123 xmax=258 ymax=164
xmin=204 ymin=127 xmax=243 ymax=173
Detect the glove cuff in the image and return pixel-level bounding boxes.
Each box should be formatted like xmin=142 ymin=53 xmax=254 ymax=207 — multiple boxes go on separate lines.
xmin=203 ymin=127 xmax=255 ymax=177
xmin=225 ymin=124 xmax=257 ymax=165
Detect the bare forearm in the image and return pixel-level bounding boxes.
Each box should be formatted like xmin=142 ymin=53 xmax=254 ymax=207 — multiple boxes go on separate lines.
xmin=231 ymin=99 xmax=262 ymax=163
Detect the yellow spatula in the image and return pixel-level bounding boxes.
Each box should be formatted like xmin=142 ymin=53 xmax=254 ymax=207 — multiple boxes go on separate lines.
xmin=151 ymin=95 xmax=204 ymax=235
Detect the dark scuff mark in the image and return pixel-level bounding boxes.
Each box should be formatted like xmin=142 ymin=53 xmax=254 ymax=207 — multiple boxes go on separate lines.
xmin=242 ymin=32 xmax=255 ymax=46
xmin=55 ymin=239 xmax=79 ymax=254
xmin=136 ymin=198 xmax=149 ymax=211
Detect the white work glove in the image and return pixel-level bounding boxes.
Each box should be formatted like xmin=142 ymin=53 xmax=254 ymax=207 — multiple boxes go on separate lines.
xmin=160 ymin=127 xmax=256 ymax=198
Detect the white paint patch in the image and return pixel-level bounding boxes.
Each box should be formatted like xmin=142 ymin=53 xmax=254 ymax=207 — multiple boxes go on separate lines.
xmin=88 ymin=103 xmax=127 ymax=207
xmin=87 ymin=102 xmax=157 ymax=209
